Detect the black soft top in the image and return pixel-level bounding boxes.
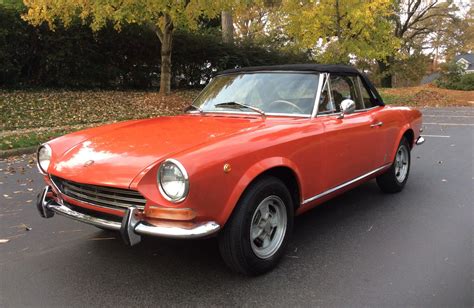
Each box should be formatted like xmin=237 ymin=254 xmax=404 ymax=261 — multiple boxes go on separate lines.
xmin=216 ymin=64 xmax=385 ymax=106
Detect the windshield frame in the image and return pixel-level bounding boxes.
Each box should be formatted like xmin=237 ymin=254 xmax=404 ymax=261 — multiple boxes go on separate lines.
xmin=189 ymin=71 xmax=323 ymax=118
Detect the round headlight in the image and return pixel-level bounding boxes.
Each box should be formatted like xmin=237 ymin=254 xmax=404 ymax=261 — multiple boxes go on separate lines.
xmin=37 ymin=144 xmax=52 ymax=174
xmin=158 ymin=159 xmax=189 ymax=203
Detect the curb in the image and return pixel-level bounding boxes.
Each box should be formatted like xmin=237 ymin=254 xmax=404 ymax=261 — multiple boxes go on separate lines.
xmin=0 ymin=146 xmax=37 ymax=159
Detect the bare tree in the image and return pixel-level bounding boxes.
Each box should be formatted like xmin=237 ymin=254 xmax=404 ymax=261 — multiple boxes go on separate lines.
xmin=379 ymin=0 xmax=458 ymax=87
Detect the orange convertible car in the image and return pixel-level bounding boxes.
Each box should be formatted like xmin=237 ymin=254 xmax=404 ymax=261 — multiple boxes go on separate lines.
xmin=36 ymin=64 xmax=424 ymax=275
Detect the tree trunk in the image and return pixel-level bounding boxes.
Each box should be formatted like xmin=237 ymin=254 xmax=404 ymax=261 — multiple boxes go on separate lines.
xmin=151 ymin=14 xmax=174 ymax=95
xmin=221 ymin=10 xmax=234 ymax=44
xmin=378 ymin=59 xmax=393 ymax=88
xmin=160 ymin=29 xmax=172 ymax=95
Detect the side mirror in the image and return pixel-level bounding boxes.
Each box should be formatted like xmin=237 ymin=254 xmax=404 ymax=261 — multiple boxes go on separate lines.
xmin=337 ymin=99 xmax=356 ymax=119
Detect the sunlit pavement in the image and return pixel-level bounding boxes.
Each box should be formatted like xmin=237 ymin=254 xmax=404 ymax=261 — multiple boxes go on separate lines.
xmin=1 ymin=107 xmax=472 ymax=307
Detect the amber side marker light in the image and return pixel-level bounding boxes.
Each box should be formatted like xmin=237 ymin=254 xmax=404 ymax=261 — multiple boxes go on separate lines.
xmin=145 ymin=206 xmax=196 ymax=221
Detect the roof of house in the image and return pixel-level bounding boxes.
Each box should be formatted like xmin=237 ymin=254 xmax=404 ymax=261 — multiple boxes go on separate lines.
xmin=454 ymin=53 xmax=474 ymax=71
xmin=421 ymin=72 xmax=441 ymax=84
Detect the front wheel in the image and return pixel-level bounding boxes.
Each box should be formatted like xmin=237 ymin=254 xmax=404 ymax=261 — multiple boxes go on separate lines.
xmin=218 ymin=176 xmax=294 ymax=275
xmin=376 ymin=137 xmax=411 ymax=193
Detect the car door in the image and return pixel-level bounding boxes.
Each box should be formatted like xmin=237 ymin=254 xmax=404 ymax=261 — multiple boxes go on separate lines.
xmin=316 ymin=74 xmax=379 ymax=193
xmin=355 ymin=76 xmax=399 ymax=168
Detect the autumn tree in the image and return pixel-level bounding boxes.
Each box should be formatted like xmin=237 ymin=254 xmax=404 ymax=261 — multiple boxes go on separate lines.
xmin=23 ymin=0 xmax=224 ymax=95
xmin=379 ymin=0 xmax=460 ymax=87
xmin=281 ymin=0 xmax=399 ymax=64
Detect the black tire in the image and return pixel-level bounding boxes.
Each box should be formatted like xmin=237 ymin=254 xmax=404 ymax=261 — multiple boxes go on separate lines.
xmin=218 ymin=176 xmax=294 ymax=275
xmin=376 ymin=137 xmax=411 ymax=193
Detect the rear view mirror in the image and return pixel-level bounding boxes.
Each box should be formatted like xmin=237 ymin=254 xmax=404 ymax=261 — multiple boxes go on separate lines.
xmin=337 ymin=99 xmax=356 ymax=119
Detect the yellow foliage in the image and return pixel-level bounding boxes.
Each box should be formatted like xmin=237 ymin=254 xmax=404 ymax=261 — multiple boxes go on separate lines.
xmin=22 ymin=0 xmax=225 ymax=32
xmin=281 ymin=0 xmax=400 ymax=63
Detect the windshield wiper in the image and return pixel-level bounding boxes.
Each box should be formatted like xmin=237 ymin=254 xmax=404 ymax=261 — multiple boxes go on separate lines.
xmin=214 ymin=101 xmax=266 ymax=117
xmin=184 ymin=104 xmax=203 ymax=114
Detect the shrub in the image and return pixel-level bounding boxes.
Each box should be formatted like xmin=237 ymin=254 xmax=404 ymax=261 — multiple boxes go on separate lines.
xmin=436 ymin=62 xmax=474 ymax=91
xmin=0 ymin=5 xmax=311 ymax=89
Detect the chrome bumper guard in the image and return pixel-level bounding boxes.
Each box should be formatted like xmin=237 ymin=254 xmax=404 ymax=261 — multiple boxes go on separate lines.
xmin=416 ymin=136 xmax=425 ymax=145
xmin=36 ymin=186 xmax=220 ymax=246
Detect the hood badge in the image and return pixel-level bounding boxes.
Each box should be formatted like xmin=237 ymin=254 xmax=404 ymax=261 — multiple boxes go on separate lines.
xmin=83 ymin=160 xmax=95 ymax=167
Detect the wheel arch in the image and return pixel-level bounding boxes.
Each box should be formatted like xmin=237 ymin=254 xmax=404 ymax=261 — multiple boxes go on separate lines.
xmin=218 ymin=157 xmax=303 ymax=225
xmin=389 ymin=125 xmax=414 ymax=162
xmin=403 ymin=128 xmax=415 ymax=149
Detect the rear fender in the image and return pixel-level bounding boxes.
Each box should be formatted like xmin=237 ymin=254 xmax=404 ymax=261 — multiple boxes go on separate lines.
xmin=389 ymin=123 xmax=412 ymax=162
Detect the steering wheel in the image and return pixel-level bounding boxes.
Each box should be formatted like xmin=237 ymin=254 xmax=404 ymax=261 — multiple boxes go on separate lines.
xmin=268 ymin=100 xmax=304 ymax=114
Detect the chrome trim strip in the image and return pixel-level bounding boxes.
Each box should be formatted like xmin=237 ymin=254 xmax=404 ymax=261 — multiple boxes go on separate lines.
xmin=302 ymin=164 xmax=391 ymax=205
xmin=46 ymin=199 xmax=220 ymax=239
xmin=63 ymin=181 xmax=144 ymax=197
xmin=135 ymin=221 xmax=221 ymax=239
xmin=63 ymin=189 xmax=145 ymax=208
xmin=311 ymin=73 xmax=325 ymax=118
xmin=316 ymin=106 xmax=382 ymax=118
xmin=50 ymin=200 xmax=122 ymax=230
xmin=217 ymin=70 xmax=321 ymax=76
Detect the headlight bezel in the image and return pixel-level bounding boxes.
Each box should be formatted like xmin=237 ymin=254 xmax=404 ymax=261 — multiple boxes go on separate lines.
xmin=36 ymin=144 xmax=52 ymax=175
xmin=157 ymin=158 xmax=189 ymax=203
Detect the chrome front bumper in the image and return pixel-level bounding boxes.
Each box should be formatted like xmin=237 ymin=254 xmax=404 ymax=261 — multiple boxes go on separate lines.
xmin=36 ymin=186 xmax=220 ymax=246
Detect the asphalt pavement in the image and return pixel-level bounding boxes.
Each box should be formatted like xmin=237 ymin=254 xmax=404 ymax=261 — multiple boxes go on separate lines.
xmin=0 ymin=107 xmax=472 ymax=307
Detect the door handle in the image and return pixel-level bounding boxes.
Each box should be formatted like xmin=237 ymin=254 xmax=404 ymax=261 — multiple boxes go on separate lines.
xmin=370 ymin=121 xmax=383 ymax=128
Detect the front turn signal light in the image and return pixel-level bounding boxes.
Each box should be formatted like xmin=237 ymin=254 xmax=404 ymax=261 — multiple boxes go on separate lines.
xmin=145 ymin=206 xmax=196 ymax=221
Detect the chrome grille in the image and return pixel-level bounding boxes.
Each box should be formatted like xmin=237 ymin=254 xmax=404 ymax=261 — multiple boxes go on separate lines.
xmin=51 ymin=176 xmax=146 ymax=210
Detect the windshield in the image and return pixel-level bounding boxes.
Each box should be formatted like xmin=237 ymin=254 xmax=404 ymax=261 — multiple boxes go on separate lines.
xmin=193 ymin=73 xmax=319 ymax=116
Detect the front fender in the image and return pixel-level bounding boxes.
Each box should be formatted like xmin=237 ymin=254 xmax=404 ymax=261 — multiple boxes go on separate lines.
xmin=217 ymin=156 xmax=303 ymax=225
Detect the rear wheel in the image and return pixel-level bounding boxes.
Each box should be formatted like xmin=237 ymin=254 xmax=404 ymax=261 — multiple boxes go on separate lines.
xmin=376 ymin=137 xmax=411 ymax=193
xmin=218 ymin=176 xmax=294 ymax=275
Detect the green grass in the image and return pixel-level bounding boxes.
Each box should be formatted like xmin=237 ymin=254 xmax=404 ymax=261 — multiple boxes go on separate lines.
xmin=0 ymin=89 xmax=198 ymax=151
xmin=379 ymin=90 xmax=417 ymax=106
xmin=1 ymin=129 xmax=69 ymax=151
xmin=0 ymin=89 xmax=198 ymax=131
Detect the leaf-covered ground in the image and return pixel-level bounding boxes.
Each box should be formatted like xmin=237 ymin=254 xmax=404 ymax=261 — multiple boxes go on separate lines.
xmin=379 ymin=84 xmax=474 ymax=107
xmin=0 ymin=89 xmax=199 ymax=150
xmin=1 ymin=86 xmax=472 ymax=151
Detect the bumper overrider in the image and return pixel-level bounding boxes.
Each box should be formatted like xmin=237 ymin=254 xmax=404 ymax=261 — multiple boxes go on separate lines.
xmin=36 ymin=186 xmax=220 ymax=246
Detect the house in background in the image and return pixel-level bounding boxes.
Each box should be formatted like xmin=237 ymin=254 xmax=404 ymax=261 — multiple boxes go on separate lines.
xmin=421 ymin=52 xmax=473 ymax=84
xmin=454 ymin=53 xmax=474 ymax=74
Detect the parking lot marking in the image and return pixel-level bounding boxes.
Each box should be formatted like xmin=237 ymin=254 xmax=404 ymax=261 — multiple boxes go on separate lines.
xmin=423 ymin=123 xmax=474 ymax=126
xmin=421 ymin=135 xmax=450 ymax=138
xmin=424 ymin=115 xmax=474 ymax=118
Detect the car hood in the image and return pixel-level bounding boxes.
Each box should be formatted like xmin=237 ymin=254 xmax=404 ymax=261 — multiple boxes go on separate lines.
xmin=50 ymin=115 xmax=264 ymax=188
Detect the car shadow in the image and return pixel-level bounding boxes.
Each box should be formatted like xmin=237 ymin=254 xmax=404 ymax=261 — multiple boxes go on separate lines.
xmin=48 ymin=180 xmax=403 ymax=301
